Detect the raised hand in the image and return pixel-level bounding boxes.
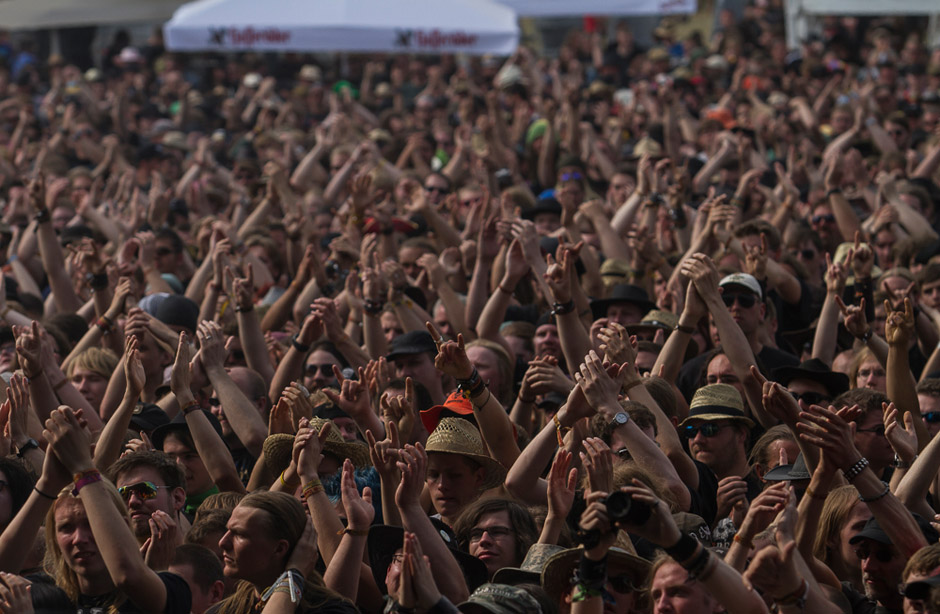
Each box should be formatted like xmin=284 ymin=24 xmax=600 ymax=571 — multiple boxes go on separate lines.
xmin=884 ymin=297 xmax=914 ymax=347
xmin=547 ymin=449 xmax=578 ymax=521
xmin=597 ymin=322 xmax=636 ymax=366
xmin=426 ymin=321 xmax=473 ymax=380
xmin=124 ymin=335 xmax=146 ymax=397
xmin=366 ymin=421 xmax=402 ymax=482
xmin=883 ymin=402 xmax=917 ymax=465
xmin=340 ymin=458 xmax=374 ymax=531
xmin=835 ymin=295 xmax=870 ymax=339
xmin=169 ymin=332 xmax=195 ymax=399
xmin=13 ymin=321 xmax=43 ymax=378
xmin=323 ymin=366 xmax=372 ymax=421
xmin=394 ymin=443 xmax=427 ymax=511
xmin=575 ymin=351 xmax=623 ymax=415
xmin=381 ymin=377 xmax=415 ymax=442
xmin=581 ymin=437 xmax=613 ymax=494
xmin=796 ymin=404 xmax=863 ymax=470
xmin=43 ymin=406 xmax=93 ymax=474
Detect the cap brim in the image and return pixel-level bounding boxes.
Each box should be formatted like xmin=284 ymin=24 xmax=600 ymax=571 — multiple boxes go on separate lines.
xmin=762 ymin=463 xmax=810 ymax=481
xmin=849 ymin=529 xmax=892 ymax=545
xmin=491 ymin=567 xmax=541 ymax=586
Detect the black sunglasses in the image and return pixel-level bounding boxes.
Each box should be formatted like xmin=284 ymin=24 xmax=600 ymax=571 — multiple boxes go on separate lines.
xmin=923 ymin=412 xmax=940 ymax=424
xmin=560 ymin=171 xmax=583 ymax=182
xmin=721 ymin=293 xmax=757 ymax=309
xmin=682 ymin=423 xmax=729 ymax=438
xmin=854 ymin=545 xmax=893 ymax=563
xmin=305 ymin=363 xmax=335 ymax=377
xmin=425 ymin=185 xmax=450 ymax=194
xmin=608 ymin=574 xmax=636 ymax=594
xmin=812 ymin=214 xmax=836 ymax=224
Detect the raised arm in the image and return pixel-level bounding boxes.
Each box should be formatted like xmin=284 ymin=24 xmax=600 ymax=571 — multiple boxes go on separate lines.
xmin=884 ymin=298 xmax=929 ymax=450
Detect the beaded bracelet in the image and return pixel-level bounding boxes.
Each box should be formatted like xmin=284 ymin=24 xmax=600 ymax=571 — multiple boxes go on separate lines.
xmin=859 ymin=481 xmax=891 ymax=503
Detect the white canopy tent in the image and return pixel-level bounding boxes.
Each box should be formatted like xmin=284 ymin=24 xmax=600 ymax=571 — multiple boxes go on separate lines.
xmin=164 ymin=0 xmax=519 ymax=55
xmin=495 ymin=0 xmax=696 ymax=17
xmin=785 ymin=0 xmax=940 ymax=49
xmin=0 ymin=0 xmax=185 ymax=29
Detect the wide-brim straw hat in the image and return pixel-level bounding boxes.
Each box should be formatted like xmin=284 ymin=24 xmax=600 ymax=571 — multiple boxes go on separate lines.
xmin=425 ymin=417 xmax=506 ymax=490
xmin=541 ymin=540 xmax=650 ymax=600
xmin=264 ymin=419 xmax=372 ymax=472
xmin=680 ymin=383 xmax=755 ymax=429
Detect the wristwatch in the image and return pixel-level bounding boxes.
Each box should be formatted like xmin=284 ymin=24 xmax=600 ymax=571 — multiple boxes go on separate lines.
xmin=16 ymin=438 xmax=39 ymax=458
xmin=609 ymin=412 xmax=630 ymax=429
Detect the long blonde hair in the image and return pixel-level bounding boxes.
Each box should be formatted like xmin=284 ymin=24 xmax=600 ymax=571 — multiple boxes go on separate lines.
xmin=813 ymin=485 xmax=861 ymax=565
xmin=44 ymin=483 xmax=131 ymax=614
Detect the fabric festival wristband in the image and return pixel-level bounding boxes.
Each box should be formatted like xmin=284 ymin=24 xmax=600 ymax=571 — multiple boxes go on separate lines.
xmin=72 ymin=469 xmax=102 ymax=496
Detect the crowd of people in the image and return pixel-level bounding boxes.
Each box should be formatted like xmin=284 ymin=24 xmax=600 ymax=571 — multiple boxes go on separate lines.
xmin=0 ymin=1 xmax=940 ymax=613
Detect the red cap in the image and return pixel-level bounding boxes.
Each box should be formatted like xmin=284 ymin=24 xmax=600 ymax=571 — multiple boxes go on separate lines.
xmin=421 ymin=391 xmax=474 ymax=434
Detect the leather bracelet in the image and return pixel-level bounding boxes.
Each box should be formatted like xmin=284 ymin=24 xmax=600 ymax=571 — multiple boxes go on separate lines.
xmin=364 ymin=299 xmax=385 ymax=316
xmin=181 ymin=400 xmax=202 ymax=415
xmin=337 ymin=527 xmax=369 ymax=536
xmin=623 ymin=379 xmax=645 ymax=393
xmin=34 ymin=484 xmax=57 ymax=500
xmin=674 ymin=323 xmax=695 ymax=334
xmin=456 ymin=368 xmax=481 ymax=391
xmin=551 ymin=300 xmax=576 ymax=316
xmin=859 ymin=481 xmax=891 ymax=503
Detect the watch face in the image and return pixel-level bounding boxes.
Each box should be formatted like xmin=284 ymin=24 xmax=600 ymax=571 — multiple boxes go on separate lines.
xmin=615 ymin=412 xmax=628 ymax=424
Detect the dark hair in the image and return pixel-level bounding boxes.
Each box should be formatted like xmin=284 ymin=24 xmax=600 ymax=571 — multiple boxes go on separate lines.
xmin=155 ymin=228 xmax=185 ymax=253
xmin=186 ymin=509 xmax=230 ymax=546
xmin=644 ymin=376 xmax=678 ymax=420
xmin=916 ymin=378 xmax=940 ymax=398
xmin=106 ymin=450 xmax=186 ymax=491
xmin=0 ymin=457 xmax=34 ymax=522
xmin=44 ymin=313 xmax=88 ymax=348
xmin=172 ymin=544 xmax=224 ymax=591
xmin=734 ymin=219 xmax=782 ymax=252
xmin=832 ymin=388 xmax=889 ymax=418
xmin=453 ymin=498 xmax=537 ymax=566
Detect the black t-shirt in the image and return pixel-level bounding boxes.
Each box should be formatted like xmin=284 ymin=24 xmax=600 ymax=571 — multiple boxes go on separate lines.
xmin=207 ymin=594 xmax=360 ymax=614
xmin=841 ymin=581 xmax=901 ymax=614
xmin=75 ymin=571 xmax=191 ymax=614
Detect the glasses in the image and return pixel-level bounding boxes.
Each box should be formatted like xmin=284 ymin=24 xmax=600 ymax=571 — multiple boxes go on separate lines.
xmin=425 ymin=185 xmax=450 ymax=194
xmin=853 ymin=545 xmax=894 ymax=563
xmin=155 ymin=247 xmax=173 ymax=257
xmin=607 ymin=574 xmax=636 ymax=594
xmin=797 ymin=249 xmax=817 ymax=260
xmin=682 ymin=423 xmax=729 ymax=438
xmin=856 ymin=425 xmax=887 ymax=436
xmin=117 ymin=481 xmax=169 ymax=502
xmin=721 ymin=293 xmax=757 ymax=309
xmin=923 ymin=412 xmax=940 ymax=424
xmin=812 ymin=214 xmax=836 ymax=224
xmin=790 ymin=391 xmax=830 ymax=406
xmin=468 ymin=526 xmax=514 ymax=543
xmin=900 ymin=579 xmax=939 ymax=600
xmin=560 ymin=171 xmax=583 ymax=182
xmin=305 ymin=364 xmax=335 ymax=377
xmin=615 ymin=448 xmax=631 ymax=460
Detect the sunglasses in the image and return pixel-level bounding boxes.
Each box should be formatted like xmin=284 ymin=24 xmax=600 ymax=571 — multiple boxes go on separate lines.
xmin=900 ymin=578 xmax=940 ymax=601
xmin=608 ymin=574 xmax=637 ymax=594
xmin=560 ymin=171 xmax=583 ymax=182
xmin=790 ymin=391 xmax=830 ymax=406
xmin=305 ymin=364 xmax=335 ymax=377
xmin=155 ymin=247 xmax=174 ymax=257
xmin=117 ymin=480 xmax=169 ymax=502
xmin=812 ymin=214 xmax=836 ymax=224
xmin=682 ymin=423 xmax=729 ymax=438
xmin=425 ymin=185 xmax=449 ymax=194
xmin=853 ymin=545 xmax=894 ymax=563
xmin=721 ymin=293 xmax=757 ymax=309
xmin=856 ymin=425 xmax=887 ymax=436
xmin=797 ymin=249 xmax=817 ymax=260
xmin=468 ymin=526 xmax=514 ymax=543
xmin=923 ymin=412 xmax=940 ymax=424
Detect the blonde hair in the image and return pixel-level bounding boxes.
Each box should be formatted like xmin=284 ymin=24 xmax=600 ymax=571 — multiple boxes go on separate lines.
xmin=66 ymin=347 xmax=119 ymax=379
xmin=849 ymin=346 xmax=878 ymax=389
xmin=44 ymin=483 xmax=131 ymax=613
xmin=813 ymin=485 xmax=861 ymax=565
xmin=465 ymin=339 xmax=514 ymax=405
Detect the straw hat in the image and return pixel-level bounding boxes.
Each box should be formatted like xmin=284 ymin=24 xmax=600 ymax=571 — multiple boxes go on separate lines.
xmin=540 ymin=541 xmax=650 ymax=600
xmin=265 ymin=419 xmax=372 ymax=472
xmin=680 ymin=384 xmax=755 ymax=428
xmin=425 ymin=418 xmax=506 ymax=490
xmin=492 ymin=543 xmax=564 ymax=586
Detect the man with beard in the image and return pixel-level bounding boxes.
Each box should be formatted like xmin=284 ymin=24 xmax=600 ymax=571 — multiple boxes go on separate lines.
xmin=107 ymin=450 xmax=187 ymax=562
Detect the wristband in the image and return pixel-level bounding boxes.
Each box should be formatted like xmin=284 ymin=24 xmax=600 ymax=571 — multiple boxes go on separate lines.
xmin=826 ymin=187 xmax=843 ymax=198
xmin=575 ymin=552 xmax=608 ymax=590
xmin=96 ymin=315 xmax=113 ymax=333
xmin=623 ymin=379 xmax=645 ymax=393
xmin=302 ymin=479 xmax=324 ymax=500
xmin=181 ymin=400 xmax=202 ymax=415
xmin=498 ymin=283 xmax=515 ymax=295
xmin=456 ymin=368 xmax=481 ymax=392
xmin=291 ymin=335 xmax=311 ymax=353
xmin=774 ymin=579 xmax=809 ymax=610
xmin=674 ymin=323 xmax=695 ymax=334
xmin=72 ymin=469 xmax=102 ymax=496
xmin=234 ymin=304 xmax=253 ymax=313
xmin=17 ymin=438 xmax=39 ymax=457
xmin=364 ymin=299 xmax=385 ymax=316
xmin=857 ymin=328 xmax=873 ymax=343
xmin=732 ymin=533 xmax=753 ymax=549
xmin=803 ymin=486 xmax=828 ymax=501
xmin=553 ymin=413 xmax=571 ymax=446
xmin=551 ymin=300 xmax=576 ymax=316
xmin=337 ymin=527 xmax=370 ymax=536
xmin=663 ymin=533 xmax=699 ymax=562
xmin=843 ymin=457 xmax=869 ymax=482
xmin=33 ymin=209 xmax=50 ymax=224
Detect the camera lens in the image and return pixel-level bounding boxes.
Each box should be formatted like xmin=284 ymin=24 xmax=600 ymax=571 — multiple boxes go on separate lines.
xmin=605 ymin=491 xmax=651 ymax=526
